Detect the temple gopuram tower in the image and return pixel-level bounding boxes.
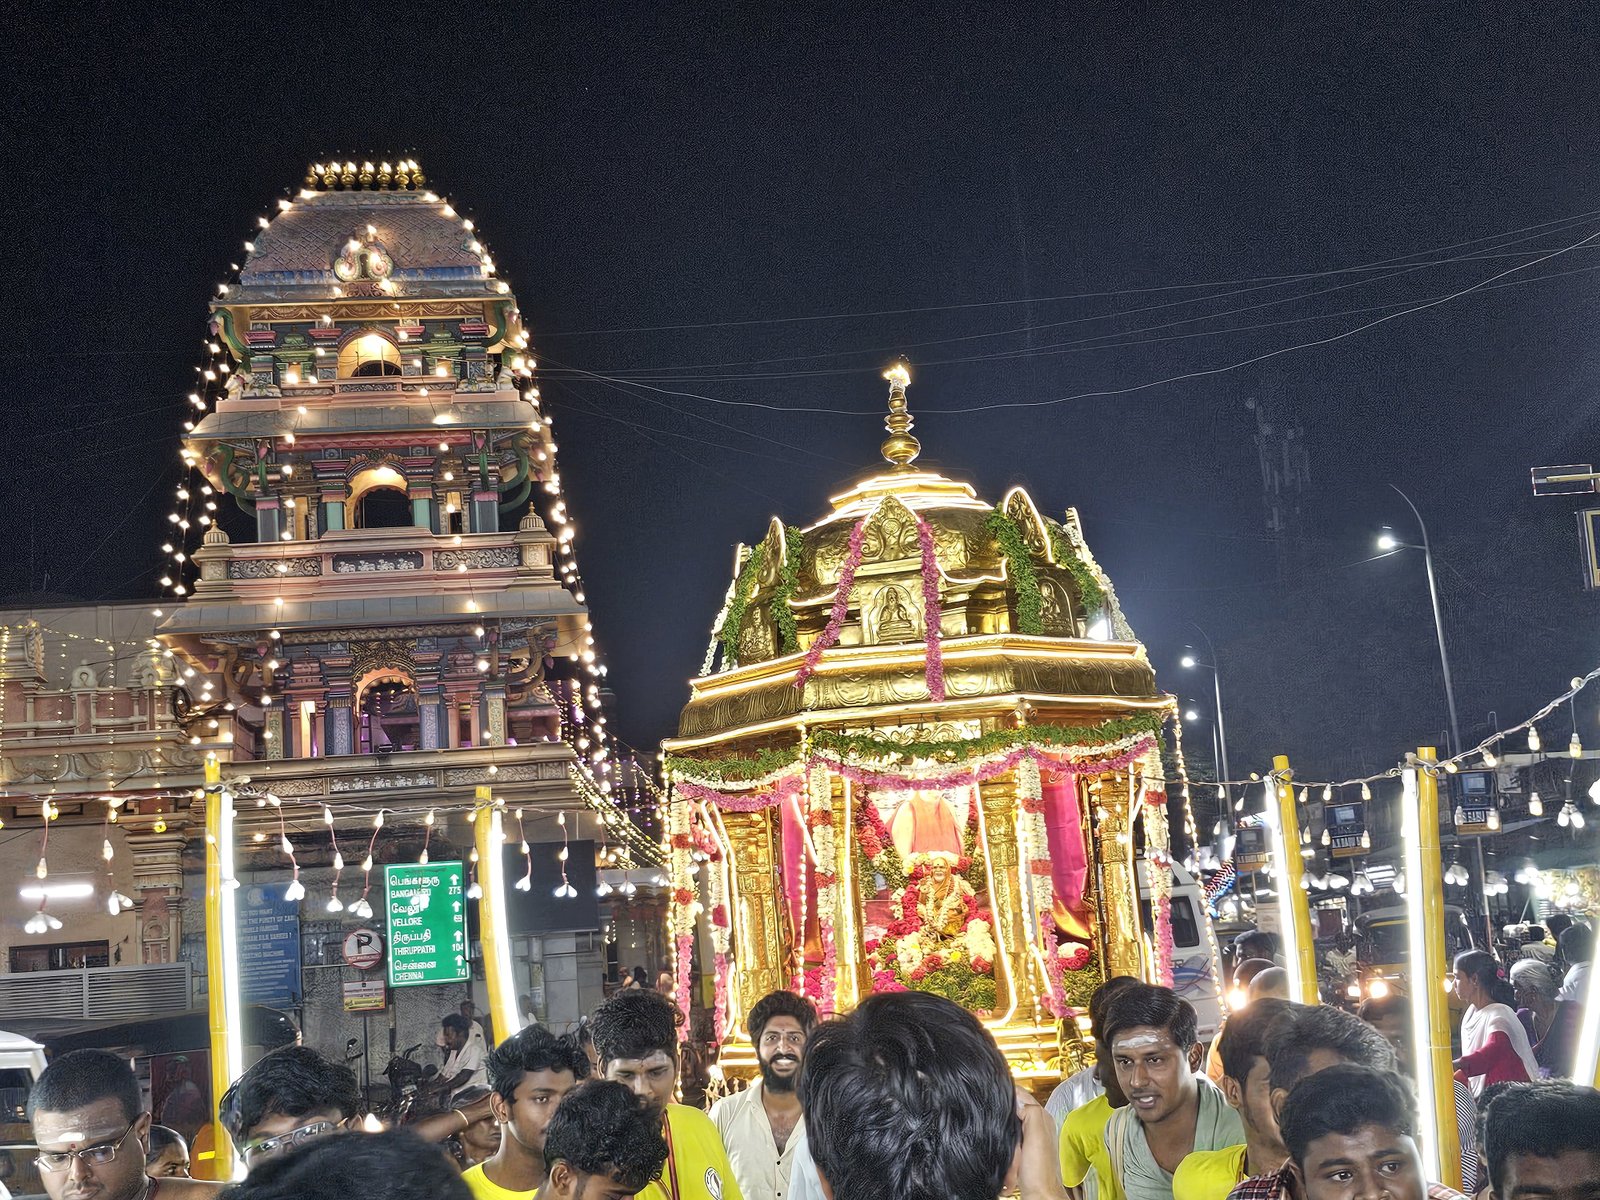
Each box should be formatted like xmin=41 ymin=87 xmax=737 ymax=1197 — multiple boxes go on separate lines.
xmin=663 ymin=364 xmax=1213 ymax=1085
xmin=156 ymin=161 xmax=651 ymax=1025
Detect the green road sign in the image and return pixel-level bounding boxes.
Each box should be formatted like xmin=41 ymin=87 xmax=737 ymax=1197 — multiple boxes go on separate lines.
xmin=384 ymin=861 xmax=469 ymax=987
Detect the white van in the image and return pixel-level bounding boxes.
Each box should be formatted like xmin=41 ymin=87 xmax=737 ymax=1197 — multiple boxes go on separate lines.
xmin=1137 ymin=861 xmax=1224 ymax=1041
xmin=0 ymin=1030 xmax=48 ymax=1200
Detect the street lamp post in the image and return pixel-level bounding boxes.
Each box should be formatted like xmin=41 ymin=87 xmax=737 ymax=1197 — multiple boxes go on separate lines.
xmin=1380 ymin=484 xmax=1489 ymax=943
xmin=1182 ymin=625 xmax=1232 ymax=786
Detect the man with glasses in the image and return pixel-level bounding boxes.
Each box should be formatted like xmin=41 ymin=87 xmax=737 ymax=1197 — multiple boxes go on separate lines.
xmin=220 ymin=1046 xmax=361 ymax=1170
xmin=29 ymin=1049 xmax=220 ymax=1200
xmin=710 ymin=991 xmax=817 ymax=1200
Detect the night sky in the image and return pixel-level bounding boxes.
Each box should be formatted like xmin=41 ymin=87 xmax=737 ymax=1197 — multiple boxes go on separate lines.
xmin=7 ymin=4 xmax=1600 ymax=781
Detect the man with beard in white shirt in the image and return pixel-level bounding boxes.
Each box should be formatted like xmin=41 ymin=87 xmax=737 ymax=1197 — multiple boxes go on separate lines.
xmin=711 ymin=991 xmax=817 ymax=1200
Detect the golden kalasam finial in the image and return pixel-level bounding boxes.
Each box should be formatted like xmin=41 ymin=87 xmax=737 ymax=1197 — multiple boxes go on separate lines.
xmin=303 ymin=159 xmax=425 ymax=191
xmin=880 ymin=358 xmax=920 ymax=468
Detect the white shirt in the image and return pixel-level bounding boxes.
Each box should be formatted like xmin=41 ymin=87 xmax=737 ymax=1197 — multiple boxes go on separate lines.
xmin=786 ymin=1137 xmax=826 ymax=1200
xmin=1557 ymin=959 xmax=1590 ymax=1002
xmin=1045 ymin=1063 xmax=1103 ymax=1134
xmin=710 ymin=1080 xmax=805 ymax=1200
xmin=441 ymin=1037 xmax=487 ymax=1098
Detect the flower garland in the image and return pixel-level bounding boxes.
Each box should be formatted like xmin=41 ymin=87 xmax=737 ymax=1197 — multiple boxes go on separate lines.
xmin=1142 ymin=771 xmax=1176 ymax=987
xmin=810 ymin=713 xmax=1163 ymax=765
xmin=666 ymin=791 xmax=697 ymax=1027
xmin=915 ymin=516 xmax=946 ymax=702
xmin=720 ymin=542 xmax=769 ymax=670
xmin=814 ymin=736 xmax=1155 ymax=797
xmin=695 ymin=812 xmax=734 ymax=1041
xmin=985 ymin=508 xmax=1043 ymax=634
xmin=795 ymin=515 xmax=870 ymax=689
xmin=664 ymin=714 xmax=1164 ymax=785
xmin=805 ymin=763 xmax=839 ymax=1013
xmin=770 ymin=525 xmax=805 ymax=656
xmin=1016 ymin=754 xmax=1061 ymax=1010
xmin=1044 ymin=937 xmax=1101 ymax=1016
xmin=674 ymin=773 xmax=803 ymax=812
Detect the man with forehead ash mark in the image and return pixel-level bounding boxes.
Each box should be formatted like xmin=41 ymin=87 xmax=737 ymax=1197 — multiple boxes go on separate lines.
xmin=1099 ymin=984 xmax=1244 ymax=1200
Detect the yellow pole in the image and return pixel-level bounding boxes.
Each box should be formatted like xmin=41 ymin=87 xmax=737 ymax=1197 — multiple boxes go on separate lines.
xmin=473 ymin=787 xmax=518 ymax=1040
xmin=1403 ymin=751 xmax=1461 ymax=1189
xmin=202 ymin=752 xmax=242 ymax=1178
xmin=1267 ymin=755 xmax=1319 ymax=1004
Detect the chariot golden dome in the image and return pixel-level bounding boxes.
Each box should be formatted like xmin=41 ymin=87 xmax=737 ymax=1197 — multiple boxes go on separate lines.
xmin=670 ymin=362 xmax=1159 ymax=748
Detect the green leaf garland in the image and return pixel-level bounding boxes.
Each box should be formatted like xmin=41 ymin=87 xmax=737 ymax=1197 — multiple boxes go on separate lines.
xmin=985 ymin=509 xmax=1043 ymax=634
xmin=769 ymin=525 xmax=805 ymax=655
xmin=809 ymin=713 xmax=1162 ymax=765
xmin=720 ymin=541 xmax=768 ymax=669
xmin=1046 ymin=525 xmax=1106 ymax=618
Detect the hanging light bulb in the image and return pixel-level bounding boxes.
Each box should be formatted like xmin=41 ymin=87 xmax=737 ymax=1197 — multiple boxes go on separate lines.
xmin=1588 ymin=778 xmax=1600 ymax=806
xmin=1486 ymin=809 xmax=1501 ymax=831
xmin=1573 ymin=807 xmax=1588 ymax=830
xmin=1482 ymin=748 xmax=1498 ymax=768
xmin=1216 ymin=784 xmax=1226 ymax=801
xmin=1360 ymin=829 xmax=1372 ymax=849
xmin=1528 ymin=727 xmax=1542 ymax=752
xmin=1321 ymin=828 xmax=1331 ymax=846
xmin=284 ymin=877 xmax=306 ymax=902
xmin=1559 ymin=804 xmax=1573 ymax=828
xmin=467 ymin=880 xmax=484 ymax=899
xmin=326 ymin=891 xmax=344 ymax=913
xmin=1455 ymin=805 xmax=1467 ymax=825
xmin=1393 ymin=871 xmax=1407 ymax=895
xmin=349 ymin=897 xmax=373 ymax=920
xmin=1360 ymin=782 xmax=1372 ymax=801
xmin=515 ymin=875 xmax=532 ymax=892
xmin=1529 ymin=791 xmax=1544 ymax=817
xmin=1571 ymin=732 xmax=1584 ymax=758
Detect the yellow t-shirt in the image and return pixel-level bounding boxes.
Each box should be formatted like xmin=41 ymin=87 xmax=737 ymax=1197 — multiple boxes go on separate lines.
xmin=1173 ymin=1144 xmax=1248 ymax=1200
xmin=461 ymin=1161 xmax=538 ymax=1200
xmin=639 ymin=1104 xmax=746 ymax=1200
xmin=1059 ymin=1094 xmax=1123 ymax=1200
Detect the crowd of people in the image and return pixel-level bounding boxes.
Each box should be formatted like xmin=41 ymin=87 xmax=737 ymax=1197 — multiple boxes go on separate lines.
xmin=20 ymin=949 xmax=1600 ymax=1200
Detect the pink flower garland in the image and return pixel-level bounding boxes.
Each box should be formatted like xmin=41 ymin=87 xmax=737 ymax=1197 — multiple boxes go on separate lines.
xmin=916 ymin=516 xmax=945 ymax=702
xmin=1155 ymin=891 xmax=1174 ymax=986
xmin=794 ymin=516 xmax=869 ymax=689
xmin=675 ymin=774 xmax=803 ymax=812
xmin=712 ymin=950 xmax=729 ymax=1041
xmin=675 ymin=739 xmax=1159 ymax=811
xmin=673 ymin=931 xmax=693 ymax=1026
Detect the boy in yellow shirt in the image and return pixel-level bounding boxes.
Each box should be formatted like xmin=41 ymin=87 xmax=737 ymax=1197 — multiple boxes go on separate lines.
xmin=589 ymin=989 xmax=743 ymax=1200
xmin=1059 ymin=977 xmax=1143 ymax=1200
xmin=1174 ymin=999 xmax=1296 ymax=1200
xmin=539 ymin=1079 xmax=670 ymax=1200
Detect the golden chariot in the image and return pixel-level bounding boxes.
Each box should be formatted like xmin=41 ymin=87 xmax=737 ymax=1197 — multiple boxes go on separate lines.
xmin=661 ymin=364 xmax=1213 ymax=1083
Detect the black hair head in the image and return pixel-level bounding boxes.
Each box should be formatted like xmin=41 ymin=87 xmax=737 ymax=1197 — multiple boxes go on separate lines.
xmin=1546 ymin=914 xmax=1573 ymax=937
xmin=1218 ymin=999 xmax=1298 ymax=1085
xmin=1235 ymin=930 xmax=1279 ymax=959
xmin=541 ymin=1080 xmax=668 ymax=1191
xmin=145 ymin=1125 xmax=187 ymax=1166
xmin=1100 ymin=983 xmax=1198 ymax=1052
xmin=487 ymin=1025 xmax=590 ymax=1102
xmin=1266 ymin=1002 xmax=1395 ymax=1093
xmin=1557 ymin=924 xmax=1593 ymax=962
xmin=589 ymin=988 xmax=680 ymax=1066
xmin=747 ymin=990 xmax=819 ymax=1043
xmin=219 ymin=1129 xmax=471 ymax=1200
xmin=441 ymin=1013 xmax=471 ymax=1036
xmin=220 ymin=1046 xmax=361 ymax=1141
xmin=799 ymin=991 xmax=1018 ymax=1200
xmin=1279 ymin=1064 xmax=1417 ymax=1167
xmin=1455 ymin=950 xmax=1517 ymax=1009
xmin=29 ymin=1049 xmax=142 ymax=1124
xmin=1086 ymin=976 xmax=1143 ymax=1042
xmin=1356 ymin=992 xmax=1410 ymax=1028
xmin=1483 ymin=1082 xmax=1600 ymax=1194
xmin=1233 ymin=958 xmax=1277 ymax=987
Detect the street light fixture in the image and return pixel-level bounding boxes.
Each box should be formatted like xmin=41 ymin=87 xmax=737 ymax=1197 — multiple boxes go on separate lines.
xmin=1181 ymin=626 xmax=1231 ymax=786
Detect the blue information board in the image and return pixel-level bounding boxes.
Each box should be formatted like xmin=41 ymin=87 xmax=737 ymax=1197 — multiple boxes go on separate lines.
xmin=238 ymin=884 xmax=302 ymax=1006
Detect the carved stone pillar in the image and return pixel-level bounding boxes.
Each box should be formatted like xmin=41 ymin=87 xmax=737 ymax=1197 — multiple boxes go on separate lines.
xmin=327 ymin=693 xmax=354 ymax=756
xmin=1092 ymin=773 xmax=1143 ymax=980
xmin=418 ymin=685 xmax=443 ymax=750
xmin=725 ymin=810 xmax=786 ymax=1012
xmin=264 ymin=707 xmax=284 ymax=760
xmin=485 ymin=689 xmax=506 ymax=747
xmin=127 ymin=825 xmax=187 ymax=965
xmin=978 ymin=775 xmax=1026 ymax=1016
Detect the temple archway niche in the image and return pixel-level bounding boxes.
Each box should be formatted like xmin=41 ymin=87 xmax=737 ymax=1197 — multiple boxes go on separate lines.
xmin=348 ymin=465 xmax=412 ymax=529
xmin=337 ymin=331 xmax=402 ymax=378
xmin=355 ymin=668 xmax=419 ymax=753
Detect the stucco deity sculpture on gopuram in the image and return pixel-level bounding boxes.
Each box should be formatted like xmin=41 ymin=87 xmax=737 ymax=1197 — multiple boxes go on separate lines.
xmin=661 ymin=362 xmax=1222 ymax=1082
